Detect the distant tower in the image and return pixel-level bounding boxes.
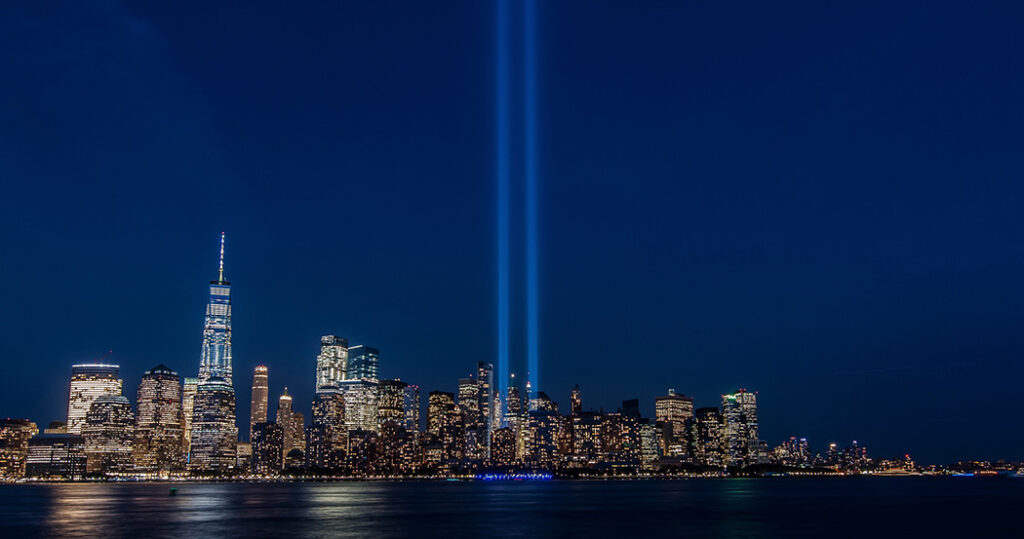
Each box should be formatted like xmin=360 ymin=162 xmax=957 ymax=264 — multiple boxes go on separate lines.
xmin=250 ymin=366 xmax=269 ymax=440
xmin=655 ymin=389 xmax=694 ymax=457
xmin=277 ymin=387 xmax=295 ymax=455
xmin=67 ymin=364 xmax=122 ymax=435
xmin=316 ymin=335 xmax=349 ymax=390
xmin=721 ymin=389 xmax=758 ymax=466
xmin=133 ymin=364 xmax=184 ymax=474
xmin=570 ymin=384 xmax=582 ymax=416
xmin=403 ymin=384 xmax=421 ymax=433
xmin=199 ymin=232 xmax=233 ymax=384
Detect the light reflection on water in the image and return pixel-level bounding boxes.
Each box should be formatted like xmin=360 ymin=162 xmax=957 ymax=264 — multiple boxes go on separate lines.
xmin=0 ymin=478 xmax=1018 ymax=538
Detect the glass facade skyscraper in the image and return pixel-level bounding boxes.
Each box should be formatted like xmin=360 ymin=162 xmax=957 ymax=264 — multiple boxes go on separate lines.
xmin=348 ymin=345 xmax=379 ymax=382
xmin=190 ymin=234 xmax=238 ymax=472
xmin=316 ymin=335 xmax=348 ymax=390
xmin=198 ymin=233 xmax=233 ymax=384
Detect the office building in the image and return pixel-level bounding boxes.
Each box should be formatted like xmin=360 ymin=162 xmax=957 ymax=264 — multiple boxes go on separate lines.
xmin=67 ymin=364 xmax=122 ymax=435
xmin=722 ymin=389 xmax=758 ymax=466
xmin=250 ymin=366 xmax=269 ymax=440
xmin=133 ymin=364 xmax=184 ymax=474
xmin=655 ymin=389 xmax=693 ymax=455
xmin=348 ymin=344 xmax=379 ymax=382
xmin=251 ymin=421 xmax=284 ymax=475
xmin=188 ymin=378 xmax=238 ymax=473
xmin=26 ymin=430 xmax=86 ymax=480
xmin=83 ymin=395 xmax=134 ymax=475
xmin=378 ymin=379 xmax=408 ymax=427
xmin=316 ymin=335 xmax=349 ymax=390
xmin=0 ymin=419 xmax=39 ymax=479
xmin=337 ymin=379 xmax=379 ymax=433
xmin=403 ymin=383 xmax=420 ymax=433
xmin=182 ymin=377 xmax=198 ymax=456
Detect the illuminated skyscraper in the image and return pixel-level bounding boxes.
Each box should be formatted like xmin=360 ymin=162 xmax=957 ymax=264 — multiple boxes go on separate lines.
xmin=250 ymin=366 xmax=269 ymax=440
xmin=378 ymin=379 xmax=408 ymax=427
xmin=189 ymin=377 xmax=238 ymax=472
xmin=251 ymin=422 xmax=284 ymax=475
xmin=337 ymin=379 xmax=379 ymax=433
xmin=309 ymin=386 xmax=347 ymax=470
xmin=722 ymin=389 xmax=758 ymax=466
xmin=475 ymin=361 xmax=496 ymax=453
xmin=66 ymin=364 xmax=122 ymax=435
xmin=26 ymin=430 xmax=85 ymax=480
xmin=182 ymin=377 xmax=198 ymax=456
xmin=198 ymin=233 xmax=233 ymax=384
xmin=276 ymin=388 xmax=305 ymax=455
xmin=655 ymin=389 xmax=693 ymax=456
xmin=0 ymin=419 xmax=39 ymax=479
xmin=83 ymin=395 xmax=134 ymax=475
xmin=348 ymin=344 xmax=380 ymax=382
xmin=133 ymin=364 xmax=184 ymax=474
xmin=316 ymin=335 xmax=348 ymax=390
xmin=189 ymin=235 xmax=238 ymax=473
xmin=570 ymin=384 xmax=582 ymax=416
xmin=427 ymin=391 xmax=455 ymax=437
xmin=459 ymin=376 xmax=483 ymax=459
xmin=403 ymin=384 xmax=421 ymax=433
xmin=694 ymin=407 xmax=725 ymax=466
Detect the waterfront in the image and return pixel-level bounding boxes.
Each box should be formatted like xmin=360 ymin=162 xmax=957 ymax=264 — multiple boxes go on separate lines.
xmin=1 ymin=477 xmax=1019 ymax=538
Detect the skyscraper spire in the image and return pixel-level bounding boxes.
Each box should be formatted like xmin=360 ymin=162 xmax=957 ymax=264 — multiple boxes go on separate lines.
xmin=218 ymin=232 xmax=225 ymax=284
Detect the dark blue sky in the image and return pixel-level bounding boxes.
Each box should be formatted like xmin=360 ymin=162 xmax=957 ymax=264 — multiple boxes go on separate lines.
xmin=3 ymin=1 xmax=1023 ymax=464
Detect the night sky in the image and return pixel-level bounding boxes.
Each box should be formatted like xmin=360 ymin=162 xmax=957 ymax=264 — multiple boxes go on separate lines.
xmin=3 ymin=1 xmax=1024 ymax=464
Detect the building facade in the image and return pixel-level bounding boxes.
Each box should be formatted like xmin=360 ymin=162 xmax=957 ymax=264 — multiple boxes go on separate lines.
xmin=348 ymin=345 xmax=379 ymax=382
xmin=316 ymin=335 xmax=348 ymax=390
xmin=67 ymin=364 xmax=122 ymax=435
xmin=83 ymin=395 xmax=134 ymax=475
xmin=250 ymin=366 xmax=269 ymax=440
xmin=133 ymin=364 xmax=184 ymax=474
xmin=189 ymin=378 xmax=238 ymax=473
xmin=0 ymin=419 xmax=39 ymax=479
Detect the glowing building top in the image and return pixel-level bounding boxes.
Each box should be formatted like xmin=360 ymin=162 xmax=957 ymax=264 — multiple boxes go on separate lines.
xmin=199 ymin=233 xmax=233 ymax=385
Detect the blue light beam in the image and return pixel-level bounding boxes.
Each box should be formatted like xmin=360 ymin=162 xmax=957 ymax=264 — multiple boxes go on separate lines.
xmin=496 ymin=0 xmax=511 ymax=405
xmin=524 ymin=0 xmax=539 ymax=400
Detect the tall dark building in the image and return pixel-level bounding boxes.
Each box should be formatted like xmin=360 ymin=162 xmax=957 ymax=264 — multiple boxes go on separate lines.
xmin=134 ymin=364 xmax=184 ymax=475
xmin=570 ymin=384 xmax=582 ymax=416
xmin=308 ymin=387 xmax=347 ymax=470
xmin=251 ymin=422 xmax=284 ymax=476
xmin=694 ymin=407 xmax=725 ymax=467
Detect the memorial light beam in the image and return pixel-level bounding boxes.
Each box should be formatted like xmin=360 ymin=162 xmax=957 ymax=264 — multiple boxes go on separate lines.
xmin=524 ymin=0 xmax=539 ymax=401
xmin=495 ymin=0 xmax=511 ymax=406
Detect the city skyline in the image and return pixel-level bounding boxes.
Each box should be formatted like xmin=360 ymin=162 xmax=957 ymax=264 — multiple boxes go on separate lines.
xmin=4 ymin=2 xmax=1024 ymax=466
xmin=0 ymin=235 xmax=987 ymax=476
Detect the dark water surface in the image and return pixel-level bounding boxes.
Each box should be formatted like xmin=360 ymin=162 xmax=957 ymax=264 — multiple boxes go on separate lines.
xmin=0 ymin=478 xmax=1019 ymax=538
